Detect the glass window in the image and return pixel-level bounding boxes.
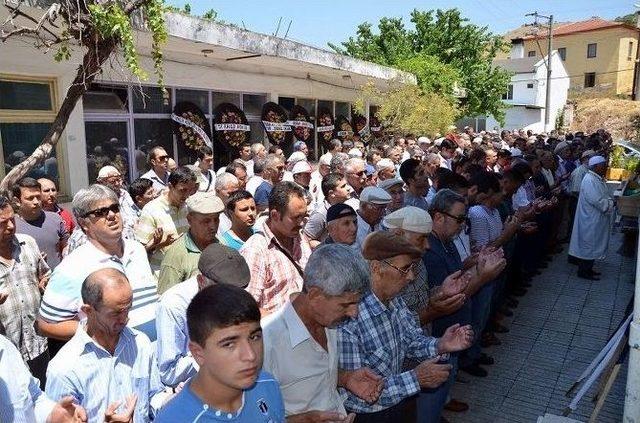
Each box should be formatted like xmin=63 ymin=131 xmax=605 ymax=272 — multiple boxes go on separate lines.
xmin=132 ymin=86 xmax=171 ymax=114
xmin=242 ymin=94 xmax=267 ymax=116
xmin=587 ymin=43 xmax=597 ymax=58
xmin=83 ymin=84 xmax=128 ymax=113
xmin=175 ymin=89 xmax=209 ymax=113
xmin=248 ymin=121 xmax=265 ymax=144
xmin=278 ymin=97 xmax=295 ymax=112
xmin=317 ymin=100 xmax=333 ymax=114
xmin=84 ymin=121 xmax=130 ymax=183
xmin=0 ymin=80 xmax=52 ymax=111
xmin=558 ymin=47 xmax=566 ymax=61
xmin=0 ymin=122 xmax=59 ymax=182
xmin=212 ymin=92 xmax=240 ymax=109
xmin=502 ymin=85 xmax=513 ymax=100
xmin=335 ymin=102 xmax=350 ymax=118
xmin=526 ymin=83 xmax=534 ymax=89
xmin=527 ymin=50 xmax=536 ymax=57
xmin=629 ymin=41 xmax=634 ymax=59
xmin=296 ymin=98 xmax=316 ymax=118
xmin=134 ymin=119 xmax=174 ymax=176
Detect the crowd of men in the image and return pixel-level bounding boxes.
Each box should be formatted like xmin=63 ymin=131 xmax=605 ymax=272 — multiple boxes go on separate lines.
xmin=0 ymin=127 xmax=616 ymax=423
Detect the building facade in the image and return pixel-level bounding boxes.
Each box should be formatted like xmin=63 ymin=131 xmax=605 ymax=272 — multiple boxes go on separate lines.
xmin=499 ymin=18 xmax=640 ymax=96
xmin=0 ymin=8 xmax=414 ymax=199
xmin=487 ymin=51 xmax=570 ymax=133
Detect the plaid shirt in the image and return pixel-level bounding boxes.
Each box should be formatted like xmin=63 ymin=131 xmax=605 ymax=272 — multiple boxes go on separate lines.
xmin=239 ymin=219 xmax=311 ymax=314
xmin=0 ymin=234 xmax=50 ymax=360
xmin=338 ymin=290 xmax=440 ymax=414
xmin=135 ymin=192 xmax=189 ymax=271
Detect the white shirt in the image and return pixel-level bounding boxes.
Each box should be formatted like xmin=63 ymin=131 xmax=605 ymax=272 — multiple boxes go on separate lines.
xmin=45 ymin=324 xmax=165 ymax=423
xmin=262 ymin=302 xmax=345 ymax=415
xmin=217 ymin=213 xmax=232 ymax=238
xmin=140 ymin=169 xmax=169 ymax=195
xmin=0 ymin=335 xmax=55 ymax=422
xmin=239 ymin=159 xmax=255 ymax=177
xmin=156 ymin=277 xmax=200 ymax=387
xmin=438 ymin=153 xmax=451 ymax=170
xmin=309 ymin=170 xmax=325 ymax=211
xmin=197 ymin=169 xmax=216 ymax=192
xmin=512 ymin=185 xmax=530 ymax=209
xmin=39 ymin=239 xmax=159 ymax=341
xmin=246 ymin=175 xmax=265 ymax=196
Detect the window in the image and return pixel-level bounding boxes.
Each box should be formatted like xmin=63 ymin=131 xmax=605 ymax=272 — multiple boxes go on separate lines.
xmin=0 ymin=76 xmax=61 ymax=187
xmin=502 ymin=84 xmax=513 ymax=100
xmin=527 ymin=50 xmax=536 ymax=57
xmin=584 ymin=72 xmax=596 ymax=88
xmin=84 ymin=121 xmax=130 ymax=183
xmin=296 ymin=98 xmax=316 ymax=118
xmin=558 ymin=47 xmax=566 ymax=61
xmin=242 ymin=94 xmax=267 ymax=116
xmin=134 ymin=119 xmax=174 ymax=177
xmin=527 ymin=83 xmax=534 ymax=89
xmin=629 ymin=41 xmax=635 ymax=60
xmin=132 ymin=86 xmax=172 ymax=114
xmin=317 ymin=100 xmax=334 ymax=114
xmin=587 ymin=43 xmax=597 ymax=58
xmin=335 ymin=102 xmax=351 ymax=118
xmin=278 ymin=97 xmax=295 ymax=111
xmin=83 ymin=84 xmax=128 ymax=113
xmin=212 ymin=92 xmax=240 ymax=109
xmin=175 ymin=89 xmax=209 ymax=113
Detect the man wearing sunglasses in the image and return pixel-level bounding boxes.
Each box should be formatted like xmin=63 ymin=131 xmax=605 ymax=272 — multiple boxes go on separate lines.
xmin=38 ymin=184 xmax=159 ymax=343
xmin=338 ymin=231 xmax=475 ymax=422
xmin=140 ymin=146 xmax=171 ymax=195
xmin=344 ymin=158 xmax=366 ymax=210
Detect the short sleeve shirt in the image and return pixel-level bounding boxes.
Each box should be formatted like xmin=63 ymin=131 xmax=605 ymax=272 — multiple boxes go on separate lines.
xmin=16 ymin=211 xmax=68 ymax=269
xmin=157 ymin=232 xmax=203 ymax=294
xmin=254 ymin=181 xmax=273 ymax=207
xmin=155 ymin=371 xmax=285 ymax=423
xmin=303 ymin=202 xmax=329 ymax=241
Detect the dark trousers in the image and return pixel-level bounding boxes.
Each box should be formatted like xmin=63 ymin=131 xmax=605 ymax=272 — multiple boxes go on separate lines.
xmin=578 ymin=258 xmax=594 ymax=276
xmin=27 ymin=348 xmax=50 ymax=390
xmin=354 ymin=400 xmax=408 ymax=423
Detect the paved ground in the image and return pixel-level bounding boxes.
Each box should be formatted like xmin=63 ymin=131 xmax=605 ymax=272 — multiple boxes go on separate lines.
xmin=443 ymin=229 xmax=636 ymax=423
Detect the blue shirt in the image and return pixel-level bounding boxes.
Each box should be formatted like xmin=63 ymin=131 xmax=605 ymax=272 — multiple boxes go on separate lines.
xmin=155 ymin=371 xmax=285 ymax=423
xmin=254 ymin=181 xmax=273 ymax=207
xmin=219 ymin=229 xmax=255 ymax=251
xmin=337 ymin=290 xmax=440 ymax=414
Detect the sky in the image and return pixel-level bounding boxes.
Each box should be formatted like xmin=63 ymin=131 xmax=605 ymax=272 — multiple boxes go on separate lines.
xmin=168 ymin=0 xmax=632 ymax=50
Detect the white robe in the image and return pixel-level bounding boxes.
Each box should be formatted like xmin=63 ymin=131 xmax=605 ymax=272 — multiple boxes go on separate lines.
xmin=568 ymin=171 xmax=614 ymax=260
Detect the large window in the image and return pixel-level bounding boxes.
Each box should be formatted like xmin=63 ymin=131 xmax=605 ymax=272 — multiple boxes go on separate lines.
xmin=83 ymin=84 xmax=268 ymax=180
xmin=587 ymin=43 xmax=597 ymax=58
xmin=584 ymin=72 xmax=596 ymax=88
xmin=0 ymin=76 xmax=62 ymax=189
xmin=558 ymin=47 xmax=566 ymax=61
xmin=502 ymin=84 xmax=513 ymax=100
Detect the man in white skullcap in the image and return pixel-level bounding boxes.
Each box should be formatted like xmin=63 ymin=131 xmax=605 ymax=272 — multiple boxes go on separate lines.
xmin=568 ymin=156 xmax=614 ymax=280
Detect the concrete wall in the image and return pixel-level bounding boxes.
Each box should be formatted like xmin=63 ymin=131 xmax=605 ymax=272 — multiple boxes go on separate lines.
xmin=520 ymin=27 xmax=639 ymax=95
xmin=487 ymin=107 xmax=544 ymax=132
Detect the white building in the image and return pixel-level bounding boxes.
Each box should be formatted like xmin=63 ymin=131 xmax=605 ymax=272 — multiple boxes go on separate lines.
xmin=0 ymin=8 xmax=414 ymax=199
xmin=487 ymin=43 xmax=570 ymax=133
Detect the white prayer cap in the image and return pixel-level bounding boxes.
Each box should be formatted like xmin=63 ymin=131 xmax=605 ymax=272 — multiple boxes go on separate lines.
xmin=97 ymin=165 xmax=121 ymax=179
xmin=383 ymin=206 xmax=433 ymax=234
xmin=376 ymin=158 xmax=395 ymax=171
xmin=434 ymin=137 xmax=446 ymax=146
xmin=588 ymin=156 xmax=606 ymax=167
xmin=417 ymin=136 xmax=431 ymax=145
xmin=319 ymin=153 xmax=332 ymax=166
xmin=348 ymin=148 xmax=363 ymax=158
xmin=292 ymin=161 xmax=312 ymax=175
xmin=287 ymin=151 xmax=306 ymax=163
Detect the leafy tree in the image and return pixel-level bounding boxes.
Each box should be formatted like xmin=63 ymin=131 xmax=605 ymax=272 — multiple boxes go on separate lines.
xmin=615 ymin=13 xmax=637 ymax=26
xmin=354 ymin=82 xmax=459 ymax=137
xmin=0 ymin=0 xmax=168 ymax=192
xmin=330 ymin=9 xmax=512 ymax=123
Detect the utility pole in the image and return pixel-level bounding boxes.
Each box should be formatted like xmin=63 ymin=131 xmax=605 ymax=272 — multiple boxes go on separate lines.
xmin=632 ymin=8 xmax=640 ymax=101
xmin=526 ymin=12 xmax=554 ymax=131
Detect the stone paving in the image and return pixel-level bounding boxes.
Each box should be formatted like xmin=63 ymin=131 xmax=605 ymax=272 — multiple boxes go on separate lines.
xmin=443 ymin=230 xmax=635 ymax=423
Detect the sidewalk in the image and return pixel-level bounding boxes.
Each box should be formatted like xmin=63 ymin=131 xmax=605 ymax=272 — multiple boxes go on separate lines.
xmin=443 ymin=230 xmax=635 ymax=423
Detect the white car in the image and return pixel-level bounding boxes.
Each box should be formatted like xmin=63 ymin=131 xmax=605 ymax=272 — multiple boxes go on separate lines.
xmin=615 ymin=141 xmax=640 ymax=158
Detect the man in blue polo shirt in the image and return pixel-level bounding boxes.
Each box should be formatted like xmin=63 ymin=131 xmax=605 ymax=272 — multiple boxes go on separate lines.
xmin=156 ymin=284 xmax=285 ymax=422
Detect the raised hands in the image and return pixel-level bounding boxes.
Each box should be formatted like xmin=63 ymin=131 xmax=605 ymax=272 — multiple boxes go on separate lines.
xmin=414 ymin=357 xmax=451 ymax=389
xmin=477 ymin=248 xmax=507 ymax=283
xmin=340 ymin=368 xmax=383 ymax=404
xmin=437 ymin=324 xmax=474 ymax=353
xmin=104 ymin=395 xmax=137 ymax=423
xmin=47 ymin=396 xmax=87 ymax=423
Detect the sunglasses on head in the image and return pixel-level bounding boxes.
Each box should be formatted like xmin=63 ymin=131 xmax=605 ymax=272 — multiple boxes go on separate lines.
xmin=83 ymin=203 xmax=120 ymax=218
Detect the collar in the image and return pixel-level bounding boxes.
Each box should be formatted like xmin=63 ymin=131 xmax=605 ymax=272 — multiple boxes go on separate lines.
xmin=184 ymin=231 xmax=202 ymax=253
xmin=363 ymin=290 xmax=389 ymax=317
xmin=149 ymin=169 xmax=168 ymax=185
xmin=76 ymin=321 xmax=133 ymax=357
xmin=282 ymin=302 xmax=311 ymax=348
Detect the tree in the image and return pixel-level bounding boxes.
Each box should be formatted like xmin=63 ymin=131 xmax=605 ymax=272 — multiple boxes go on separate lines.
xmin=354 ymin=81 xmax=459 ymax=137
xmin=615 ymin=13 xmax=637 ymax=26
xmin=0 ymin=0 xmax=168 ymax=193
xmin=330 ymin=9 xmax=512 ymax=123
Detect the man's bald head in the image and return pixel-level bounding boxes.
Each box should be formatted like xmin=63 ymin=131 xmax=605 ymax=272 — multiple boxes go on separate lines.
xmin=81 ymin=268 xmax=130 ymax=308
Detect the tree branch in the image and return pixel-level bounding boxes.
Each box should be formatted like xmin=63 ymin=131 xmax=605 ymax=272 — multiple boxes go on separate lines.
xmin=1 ymin=2 xmax=63 ymax=43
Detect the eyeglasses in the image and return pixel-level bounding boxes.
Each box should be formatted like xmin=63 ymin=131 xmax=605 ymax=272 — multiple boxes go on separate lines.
xmin=439 ymin=210 xmax=467 ymax=224
xmin=382 ymin=260 xmax=420 ymax=275
xmin=83 ymin=203 xmax=120 ymax=218
xmin=348 ymin=170 xmax=365 ymax=177
xmin=156 ymin=155 xmax=169 ymax=162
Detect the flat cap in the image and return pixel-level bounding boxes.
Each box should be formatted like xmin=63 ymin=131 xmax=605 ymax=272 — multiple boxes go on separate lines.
xmin=378 ymin=177 xmax=404 ymax=191
xmin=588 ymin=155 xmax=606 ymax=167
xmin=292 ymin=161 xmax=312 ymax=175
xmin=198 ymin=244 xmax=251 ymax=287
xmin=581 ymin=149 xmax=596 ymax=159
xmin=185 ymin=192 xmax=225 ymax=214
xmin=319 ymin=153 xmax=332 ymax=166
xmin=361 ymin=231 xmax=422 ymax=260
xmin=376 ymin=158 xmax=395 ymax=171
xmin=327 ymin=203 xmax=357 ymax=223
xmin=554 ymin=141 xmax=569 ymax=154
xmin=360 ymin=186 xmax=392 ymax=205
xmin=383 ymin=206 xmax=432 ymax=234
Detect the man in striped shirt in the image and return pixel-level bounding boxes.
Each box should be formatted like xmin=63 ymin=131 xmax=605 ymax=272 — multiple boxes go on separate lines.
xmin=37 ymin=184 xmax=159 ymax=342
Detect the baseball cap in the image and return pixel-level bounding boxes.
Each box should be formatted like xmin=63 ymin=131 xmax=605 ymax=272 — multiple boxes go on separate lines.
xmin=198 ymin=244 xmax=251 ymax=287
xmin=326 ymin=203 xmax=357 ymax=223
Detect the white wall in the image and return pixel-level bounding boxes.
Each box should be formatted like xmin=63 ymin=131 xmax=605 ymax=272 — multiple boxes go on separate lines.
xmin=487 ymin=107 xmax=544 ymax=132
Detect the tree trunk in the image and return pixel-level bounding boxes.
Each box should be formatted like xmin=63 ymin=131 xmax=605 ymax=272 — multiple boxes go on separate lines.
xmin=0 ymin=36 xmax=117 ymax=195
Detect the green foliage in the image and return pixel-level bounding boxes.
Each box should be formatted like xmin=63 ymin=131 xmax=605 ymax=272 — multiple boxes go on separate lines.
xmin=330 ymin=8 xmax=511 ymax=123
xmin=183 ymin=3 xmax=191 ymax=14
xmin=615 ymin=12 xmax=636 ymax=26
xmin=396 ymin=54 xmax=460 ymax=103
xmin=89 ymin=0 xmax=167 ymax=86
xmin=610 ymin=145 xmax=625 ymax=168
xmin=555 ymin=107 xmax=565 ymax=130
xmin=354 ymin=81 xmax=459 ymax=137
